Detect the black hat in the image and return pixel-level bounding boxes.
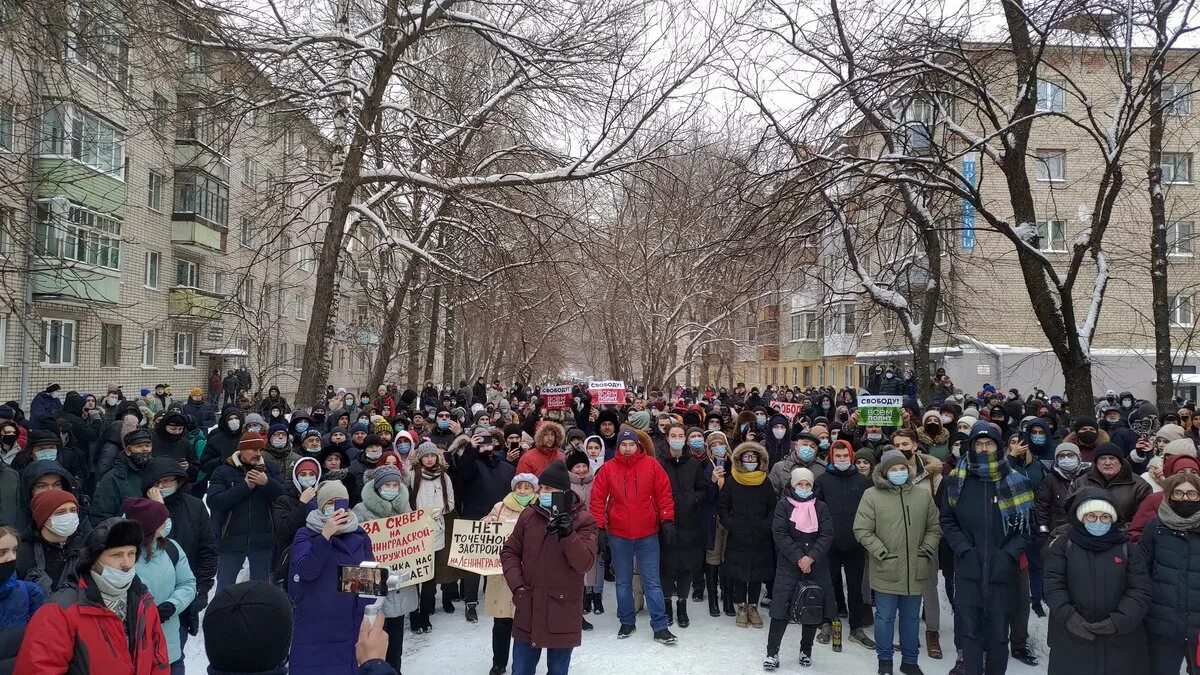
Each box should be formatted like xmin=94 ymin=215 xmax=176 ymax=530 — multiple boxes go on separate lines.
xmin=565 ymin=450 xmax=589 ymax=471
xmin=1093 ymin=442 xmax=1124 ymax=462
xmin=539 ymin=460 xmax=572 ymax=492
xmin=84 ymin=518 xmax=143 ymax=567
xmin=204 ymin=581 xmax=293 ymax=671
xmin=123 ymin=429 xmax=152 ymax=447
xmin=45 ymin=383 xmax=61 ymax=394
xmin=27 ymin=429 xmax=60 ymax=450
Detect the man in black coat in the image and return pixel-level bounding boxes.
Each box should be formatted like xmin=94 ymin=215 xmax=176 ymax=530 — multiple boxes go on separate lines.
xmin=141 ymin=457 xmax=218 ymax=644
xmin=151 ymin=411 xmax=200 ymax=485
xmin=57 ymin=392 xmax=101 ymax=458
xmin=814 ymin=439 xmax=875 ymax=648
xmin=207 ymin=432 xmax=284 ymax=589
xmin=450 ymin=427 xmax=514 ymax=618
xmin=657 ymin=426 xmax=709 ymax=628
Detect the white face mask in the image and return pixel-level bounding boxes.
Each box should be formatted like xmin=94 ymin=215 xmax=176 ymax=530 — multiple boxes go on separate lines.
xmin=365 ymin=449 xmax=382 ymax=460
xmin=772 ymin=428 xmax=787 ymax=440
xmin=97 ymin=564 xmax=136 ymax=589
xmin=271 ymin=437 xmax=288 ymax=449
xmin=298 ymin=475 xmax=317 ymax=488
xmin=228 ymin=419 xmax=242 ymax=432
xmin=48 ymin=512 xmax=79 ymax=537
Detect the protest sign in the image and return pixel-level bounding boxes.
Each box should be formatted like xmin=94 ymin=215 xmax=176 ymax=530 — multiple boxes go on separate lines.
xmin=360 ymin=509 xmax=436 ymax=588
xmin=446 ymin=519 xmax=516 ymax=576
xmin=771 ymin=401 xmax=805 ymax=419
xmin=857 ymin=395 xmax=904 ymax=427
xmin=541 ymin=385 xmax=572 ymax=411
xmin=588 ymin=380 xmax=627 ymax=406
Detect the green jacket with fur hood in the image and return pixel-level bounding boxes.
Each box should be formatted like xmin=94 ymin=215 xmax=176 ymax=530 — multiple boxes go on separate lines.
xmin=853 ymin=461 xmax=942 ymax=596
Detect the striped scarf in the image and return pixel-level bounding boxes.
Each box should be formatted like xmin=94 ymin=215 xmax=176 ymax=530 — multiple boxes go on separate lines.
xmin=944 ymin=451 xmax=1034 ymax=536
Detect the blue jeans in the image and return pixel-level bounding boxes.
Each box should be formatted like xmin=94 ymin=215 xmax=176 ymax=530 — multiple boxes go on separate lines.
xmin=874 ymin=592 xmax=921 ymax=665
xmin=511 ymin=640 xmax=572 ymax=675
xmin=216 ymin=547 xmax=272 ymax=589
xmin=609 ymin=534 xmax=668 ymax=632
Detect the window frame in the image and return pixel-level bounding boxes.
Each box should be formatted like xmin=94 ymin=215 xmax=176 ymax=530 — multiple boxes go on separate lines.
xmin=1169 ymin=221 xmax=1194 ymax=257
xmin=1034 ymin=149 xmax=1066 ymax=182
xmin=41 ymin=318 xmax=77 ymax=366
xmin=39 ymin=102 xmax=126 ymax=176
xmin=0 ymin=100 xmax=13 ymax=152
xmin=141 ymin=329 xmax=157 ymax=367
xmin=1036 ymin=80 xmax=1066 ymax=113
xmin=175 ymin=258 xmax=199 ymax=288
xmin=148 ymin=171 xmax=166 ymax=212
xmin=35 ymin=199 xmax=122 ymax=270
xmin=173 ymin=331 xmax=195 ymax=368
xmin=1164 ymin=83 xmax=1192 ymax=116
xmin=1172 ymin=294 xmax=1194 ymax=327
xmin=1163 ymin=152 xmax=1193 ymax=185
xmin=99 ymin=322 xmax=120 ymax=367
xmin=143 ymin=250 xmax=159 ymax=289
xmin=1037 ymin=220 xmax=1068 ymax=253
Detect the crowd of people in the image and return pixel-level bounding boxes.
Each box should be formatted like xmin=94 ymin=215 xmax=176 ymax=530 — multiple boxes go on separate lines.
xmin=0 ymin=373 xmax=1195 ymax=675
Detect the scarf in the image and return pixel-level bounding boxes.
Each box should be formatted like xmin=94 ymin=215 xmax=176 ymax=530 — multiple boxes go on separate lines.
xmin=325 ymin=468 xmax=349 ymax=482
xmin=305 ymin=506 xmax=362 ymax=534
xmin=944 ymin=451 xmax=1034 ymax=536
xmin=1157 ymin=499 xmax=1200 ymax=532
xmin=786 ymin=496 xmax=818 ymax=533
xmin=1066 ymin=520 xmax=1127 ymax=552
xmin=502 ymin=492 xmax=532 ymax=513
xmin=89 ymin=570 xmax=129 ymax=620
xmin=731 ymin=464 xmax=766 ymax=487
xmin=360 ymin=482 xmax=408 ymax=518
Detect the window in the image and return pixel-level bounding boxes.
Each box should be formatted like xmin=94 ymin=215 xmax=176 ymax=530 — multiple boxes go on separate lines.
xmin=71 ymin=2 xmax=130 ymax=85
xmin=173 ymin=332 xmax=194 ymax=367
xmin=173 ymin=170 xmax=229 ymax=227
xmin=280 ymin=234 xmax=293 ymax=263
xmin=144 ymin=251 xmax=159 ymax=288
xmin=1169 ymin=221 xmax=1194 ymax=256
xmin=935 ymin=305 xmax=948 ymax=326
xmin=1036 ymin=80 xmax=1065 ymax=112
xmin=236 ymin=337 xmax=250 ymax=356
xmin=292 ymin=344 xmax=303 ymax=368
xmin=242 ymin=157 xmax=259 ymax=186
xmin=175 ymin=95 xmax=225 ymax=151
xmin=100 ymin=323 xmax=120 ymax=366
xmin=298 ymin=244 xmax=313 ymax=271
xmin=148 ymin=172 xmax=166 ymax=212
xmin=239 ymin=216 xmax=252 ymax=246
xmin=1165 ymin=83 xmax=1191 ymax=116
xmin=237 ymin=276 xmax=255 ymax=307
xmin=1034 ymin=149 xmax=1065 ymax=181
xmin=1036 ymin=220 xmax=1067 ymax=252
xmin=141 ymin=329 xmax=157 ymax=367
xmin=40 ymin=103 xmax=125 ymax=175
xmin=338 ymin=348 xmax=346 ymax=370
xmin=212 ymin=271 xmax=224 ymax=296
xmin=151 ymin=92 xmax=169 ymax=135
xmin=0 ymin=101 xmax=12 ymax=151
xmin=1163 ymin=153 xmax=1193 ymax=184
xmin=790 ymin=311 xmax=816 ymax=341
xmin=0 ymin=207 xmax=11 ymax=256
xmin=175 ymin=259 xmax=198 ymax=288
xmin=1172 ymin=294 xmax=1194 ymax=327
xmin=904 ymin=99 xmax=935 ymax=150
xmin=825 ymin=303 xmax=856 ymax=335
xmin=35 ymin=200 xmax=122 ymax=269
xmin=803 ymin=366 xmax=812 ymax=387
xmin=42 ymin=318 xmax=76 ymax=365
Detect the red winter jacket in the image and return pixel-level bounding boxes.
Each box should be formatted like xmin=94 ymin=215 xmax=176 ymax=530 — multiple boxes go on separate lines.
xmin=15 ymin=573 xmax=169 ymax=675
xmin=589 ymin=447 xmax=675 ymax=540
xmin=516 ymin=447 xmax=565 ymax=478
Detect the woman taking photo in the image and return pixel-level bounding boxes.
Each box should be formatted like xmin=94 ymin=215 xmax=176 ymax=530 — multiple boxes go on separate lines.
xmin=1044 ymin=487 xmax=1149 ymax=674
xmin=718 ymin=442 xmax=776 ymax=629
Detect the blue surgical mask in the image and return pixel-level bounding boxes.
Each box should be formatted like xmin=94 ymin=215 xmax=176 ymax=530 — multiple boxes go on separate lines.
xmin=867 ymin=433 xmax=882 ymax=442
xmin=35 ymin=449 xmax=56 ymax=462
xmin=888 ymin=470 xmax=909 ymax=486
xmin=1084 ymin=521 xmax=1111 ymax=537
xmin=298 ymin=476 xmax=317 ymax=489
xmin=712 ymin=446 xmax=727 ymax=457
xmin=1030 ymin=434 xmax=1045 ymax=445
xmin=1057 ymin=456 xmax=1080 ymax=473
xmin=322 ymin=507 xmax=335 ymax=517
xmin=668 ymin=439 xmax=685 ymax=451
xmin=794 ymin=488 xmax=813 ymax=499
xmin=380 ymin=487 xmax=401 ymax=501
xmin=798 ymin=446 xmax=816 ymax=462
xmin=756 ymin=416 xmax=767 ymax=427
xmin=538 ymin=493 xmax=553 ymax=508
xmin=296 ymin=422 xmax=309 ymax=433
xmin=818 ymin=440 xmax=830 ymax=450
xmin=689 ymin=438 xmax=705 ymax=450
xmin=437 ymin=420 xmax=449 ymax=431
xmin=397 ymin=443 xmax=412 ymax=456
xmin=161 ymin=518 xmax=173 ymax=538
xmin=159 ymin=486 xmax=176 ymax=498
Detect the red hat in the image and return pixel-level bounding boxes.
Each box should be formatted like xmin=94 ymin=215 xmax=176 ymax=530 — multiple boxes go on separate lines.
xmin=1166 ymin=454 xmax=1200 ymax=476
xmin=120 ymin=497 xmax=169 ymax=543
xmin=238 ymin=432 xmax=266 ymax=452
xmin=32 ymin=490 xmax=77 ymax=530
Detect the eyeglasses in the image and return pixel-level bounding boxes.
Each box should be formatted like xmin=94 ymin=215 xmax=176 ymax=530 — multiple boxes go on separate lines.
xmin=1172 ymin=490 xmax=1200 ymax=502
xmin=1082 ymin=513 xmax=1114 ymax=524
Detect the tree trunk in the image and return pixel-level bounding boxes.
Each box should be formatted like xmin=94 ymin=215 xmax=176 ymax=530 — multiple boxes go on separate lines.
xmin=368 ymin=262 xmax=418 ymax=388
xmin=405 ymin=291 xmax=424 ymax=389
xmin=423 ymin=284 xmax=443 ymax=383
xmin=1149 ymin=2 xmax=1174 ymax=411
xmin=441 ymin=287 xmax=456 ymax=385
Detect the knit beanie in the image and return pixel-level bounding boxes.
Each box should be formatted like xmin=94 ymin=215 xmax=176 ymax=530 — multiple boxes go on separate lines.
xmin=189 ymin=387 xmax=203 ymax=398
xmin=1165 ymin=438 xmax=1198 ymax=458
xmin=204 ymin=581 xmax=293 ymax=671
xmin=268 ymin=423 xmax=289 ymax=438
xmin=1075 ymin=498 xmax=1117 ymax=523
xmin=1093 ymin=443 xmax=1124 ymax=461
xmin=32 ymin=490 xmax=77 ymax=530
xmin=854 ymin=447 xmax=876 ymax=465
xmin=616 ymin=429 xmax=640 ymax=447
xmin=1055 ymin=442 xmax=1081 ymax=458
xmin=238 ymin=432 xmax=266 ymax=452
xmin=1165 ymin=454 xmax=1200 ymax=476
xmin=121 ymin=498 xmax=169 ymax=544
xmin=471 ymin=426 xmax=493 ymax=441
xmin=1156 ymin=423 xmax=1188 ymax=443
xmin=1073 ymin=416 xmax=1099 ymax=433
xmin=565 ymin=450 xmax=589 ymax=471
xmin=512 ymin=473 xmax=539 ymax=491
xmin=414 ymin=441 xmax=440 ymax=460
xmin=626 ymin=410 xmax=652 ymax=431
xmin=363 ymin=434 xmax=382 ymax=449
xmin=790 ymin=466 xmax=814 ymax=487
xmin=316 ymin=480 xmax=349 ymax=508
xmin=878 ymin=449 xmax=907 ymax=474
xmin=539 ymin=460 xmax=572 ymax=492
xmin=371 ymin=465 xmax=403 ymax=490
xmin=371 ymin=418 xmax=393 ymax=435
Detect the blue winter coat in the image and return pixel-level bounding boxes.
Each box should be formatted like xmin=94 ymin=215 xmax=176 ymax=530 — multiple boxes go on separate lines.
xmin=134 ymin=539 xmax=197 ymax=663
xmin=288 ymin=525 xmax=374 ymax=675
xmin=28 ymin=392 xmax=62 ymax=430
xmin=0 ymin=571 xmax=46 ymax=675
xmin=207 ymin=459 xmax=284 ymax=553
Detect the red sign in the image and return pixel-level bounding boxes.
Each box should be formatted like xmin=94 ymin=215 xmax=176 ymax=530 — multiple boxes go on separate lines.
xmin=771 ymin=401 xmax=805 ymax=419
xmin=588 ymin=380 xmax=627 ymax=406
xmin=541 ymin=385 xmax=572 ymax=411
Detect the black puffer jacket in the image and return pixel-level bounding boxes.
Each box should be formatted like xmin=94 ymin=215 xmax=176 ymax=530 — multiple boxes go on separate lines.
xmin=1139 ymin=507 xmax=1200 ymax=641
xmin=770 ymin=494 xmax=835 ymax=622
xmin=207 ymin=456 xmax=283 ymax=553
xmin=16 ymin=460 xmax=88 ymax=538
xmin=150 ymin=415 xmax=200 ymax=484
xmin=657 ymin=451 xmax=708 ymax=563
xmin=140 ymin=458 xmax=217 ymax=633
xmin=1035 ymin=460 xmax=1089 ymax=542
xmin=718 ymin=444 xmax=776 ymax=584
xmin=1044 ymin=488 xmax=1150 ymax=675
xmin=814 ymin=462 xmax=872 ymax=552
xmin=452 ymin=436 xmax=515 ymax=520
xmin=57 ymin=393 xmax=101 ymax=457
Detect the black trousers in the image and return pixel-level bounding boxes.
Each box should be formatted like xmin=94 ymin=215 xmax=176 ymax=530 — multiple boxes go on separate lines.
xmin=767 ymin=618 xmax=817 ymax=656
xmin=384 ymin=615 xmax=405 ymax=672
xmin=828 ymin=546 xmax=866 ymax=630
xmin=662 ymin=562 xmax=694 ymax=599
xmin=730 ymin=580 xmax=761 ymax=604
xmin=493 ymin=618 xmax=514 ymax=669
xmin=956 ymin=605 xmax=1011 ymax=675
xmin=461 ymin=571 xmax=481 ymax=604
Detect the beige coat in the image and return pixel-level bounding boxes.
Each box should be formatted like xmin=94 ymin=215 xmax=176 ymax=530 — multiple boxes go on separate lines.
xmin=483 ymin=494 xmax=527 ymax=619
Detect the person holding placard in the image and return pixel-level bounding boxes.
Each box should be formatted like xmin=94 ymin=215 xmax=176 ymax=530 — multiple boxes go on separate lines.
xmin=409 ymin=441 xmax=458 ymax=630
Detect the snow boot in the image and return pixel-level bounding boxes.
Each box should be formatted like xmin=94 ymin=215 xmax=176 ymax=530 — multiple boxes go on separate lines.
xmin=721 ymin=577 xmax=735 ymax=616
xmin=762 ymin=654 xmax=780 ymax=670
xmin=665 ymin=599 xmax=674 ymax=626
xmin=706 ymin=566 xmax=720 ymax=616
xmin=653 ymin=628 xmax=678 ymax=645
xmin=747 ymin=604 xmax=764 ymax=628
xmin=736 ymin=604 xmax=749 ymax=628
xmin=617 ymin=624 xmax=636 ymax=639
xmin=877 ymin=660 xmax=894 ymax=675
xmin=582 ymin=617 xmax=593 ymax=631
xmin=465 ymin=602 xmax=478 ymax=623
xmin=898 ymin=664 xmax=924 ymax=675
xmin=593 ymin=593 xmax=605 ymax=615
xmin=798 ymin=651 xmax=812 ymax=667
xmin=677 ymin=599 xmax=690 ymax=628
xmin=583 ymin=592 xmax=593 ymax=615
xmin=925 ymin=630 xmax=942 ymax=659
xmin=1030 ymin=599 xmax=1046 ymax=618
xmin=815 ymin=622 xmax=831 ymax=644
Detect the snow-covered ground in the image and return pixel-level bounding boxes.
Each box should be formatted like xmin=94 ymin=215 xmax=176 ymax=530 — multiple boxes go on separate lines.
xmin=184 ymin=568 xmax=1050 ymax=674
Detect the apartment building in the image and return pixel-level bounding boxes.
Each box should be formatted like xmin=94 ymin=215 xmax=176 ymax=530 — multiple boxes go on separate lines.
xmin=742 ymin=43 xmax=1200 ymax=400
xmin=0 ymin=4 xmax=371 ymax=406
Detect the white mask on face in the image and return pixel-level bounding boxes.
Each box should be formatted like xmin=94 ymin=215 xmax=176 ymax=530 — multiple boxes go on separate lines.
xmin=48 ymin=512 xmax=79 ymax=537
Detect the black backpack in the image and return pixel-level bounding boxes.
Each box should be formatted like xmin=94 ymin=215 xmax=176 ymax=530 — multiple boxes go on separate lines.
xmin=788 ymin=577 xmax=825 ymax=625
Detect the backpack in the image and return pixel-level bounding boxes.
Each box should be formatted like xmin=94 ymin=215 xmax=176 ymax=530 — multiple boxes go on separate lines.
xmin=788 ymin=577 xmax=825 ymax=625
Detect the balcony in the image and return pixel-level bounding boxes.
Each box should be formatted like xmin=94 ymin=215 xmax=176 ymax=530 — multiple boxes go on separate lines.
xmin=171 ymin=219 xmax=225 ymax=252
xmin=356 ymin=330 xmax=380 ymax=346
xmin=757 ymin=305 xmax=780 ymax=322
xmin=169 ymin=287 xmax=227 ymax=319
xmin=757 ymin=345 xmax=780 ymax=361
xmin=30 ymin=263 xmax=120 ymax=305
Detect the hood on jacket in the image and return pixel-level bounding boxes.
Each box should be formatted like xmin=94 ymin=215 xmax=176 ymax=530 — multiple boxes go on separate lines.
xmin=292 ymin=456 xmax=322 ymax=492
xmin=1064 ymin=486 xmax=1123 ymax=527
xmin=534 ymin=421 xmax=566 ymax=450
xmin=288 ymin=413 xmax=313 ymax=434
xmin=140 ymin=457 xmax=188 ymax=493
xmin=217 ymin=406 xmax=243 ymax=434
xmin=731 ymin=441 xmax=770 ymax=468
xmin=317 ymin=446 xmax=351 ymax=471
xmin=20 ymin=459 xmax=76 ymax=500
xmin=62 ymin=393 xmax=85 ymax=417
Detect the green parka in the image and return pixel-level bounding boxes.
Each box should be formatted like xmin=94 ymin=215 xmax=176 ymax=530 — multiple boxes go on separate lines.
xmin=853 ymin=461 xmax=941 ymax=596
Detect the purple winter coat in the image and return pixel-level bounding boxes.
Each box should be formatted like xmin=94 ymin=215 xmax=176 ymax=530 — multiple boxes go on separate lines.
xmin=287 ymin=524 xmax=375 ymax=675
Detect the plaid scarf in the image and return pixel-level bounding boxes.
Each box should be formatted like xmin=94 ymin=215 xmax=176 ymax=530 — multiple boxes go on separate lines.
xmin=944 ymin=451 xmax=1034 ymax=536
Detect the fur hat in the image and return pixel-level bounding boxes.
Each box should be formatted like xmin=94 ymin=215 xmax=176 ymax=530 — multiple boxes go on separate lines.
xmin=84 ymin=518 xmax=144 ymax=567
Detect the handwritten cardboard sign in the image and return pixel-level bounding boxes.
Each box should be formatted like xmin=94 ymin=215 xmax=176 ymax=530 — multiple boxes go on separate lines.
xmin=360 ymin=509 xmax=437 ymax=588
xmin=446 ymin=519 xmax=516 ymax=576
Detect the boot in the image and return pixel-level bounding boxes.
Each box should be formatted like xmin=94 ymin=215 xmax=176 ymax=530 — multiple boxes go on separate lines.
xmin=593 ymin=593 xmax=605 ymax=615
xmin=464 ymin=602 xmax=478 ymax=624
xmin=721 ymin=578 xmax=736 ymax=617
xmin=442 ymin=594 xmax=455 ymax=614
xmin=947 ymin=659 xmax=966 ymax=675
xmin=582 ymin=617 xmax=593 ymax=631
xmin=677 ymin=599 xmax=690 ymax=628
xmin=693 ymin=570 xmax=705 ymax=602
xmin=747 ymin=604 xmax=764 ymax=628
xmin=706 ymin=565 xmax=720 ymax=617
xmin=664 ymin=599 xmax=674 ymax=626
xmin=736 ymin=603 xmax=749 ymax=628
xmin=925 ymin=630 xmax=942 ymax=659
xmin=583 ymin=592 xmax=593 ymax=615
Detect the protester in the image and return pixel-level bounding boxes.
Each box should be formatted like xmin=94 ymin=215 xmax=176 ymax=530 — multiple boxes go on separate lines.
xmin=15 ymin=489 xmax=84 ymax=593
xmin=453 ymin=426 xmax=514 ymax=623
xmin=814 ymin=439 xmax=875 ymax=649
xmin=409 ymin=440 xmax=458 ymax=629
xmin=208 ymin=432 xmax=284 ymax=588
xmin=656 ymin=425 xmax=708 ymax=628
xmin=719 ymin=442 xmax=775 ymax=631
xmin=701 ymin=430 xmax=730 ymax=617
xmin=1140 ymin=471 xmax=1200 ymax=674
xmin=91 ymin=429 xmax=155 ymax=525
xmin=484 ymin=472 xmax=539 ymax=674
xmin=0 ymin=525 xmax=46 ymax=672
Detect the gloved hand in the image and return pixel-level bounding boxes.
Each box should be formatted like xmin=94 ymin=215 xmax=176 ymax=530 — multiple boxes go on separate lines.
xmin=660 ymin=522 xmax=677 ymax=546
xmin=1085 ymin=618 xmax=1118 ymax=635
xmin=597 ymin=529 xmax=608 ymax=551
xmin=547 ymin=512 xmax=574 ymax=539
xmin=156 ymin=602 xmax=176 ymax=621
xmin=1065 ymin=613 xmax=1096 ymax=641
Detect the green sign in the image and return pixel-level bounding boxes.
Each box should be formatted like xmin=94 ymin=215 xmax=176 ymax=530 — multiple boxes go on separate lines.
xmin=858 ymin=395 xmax=904 ymax=427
